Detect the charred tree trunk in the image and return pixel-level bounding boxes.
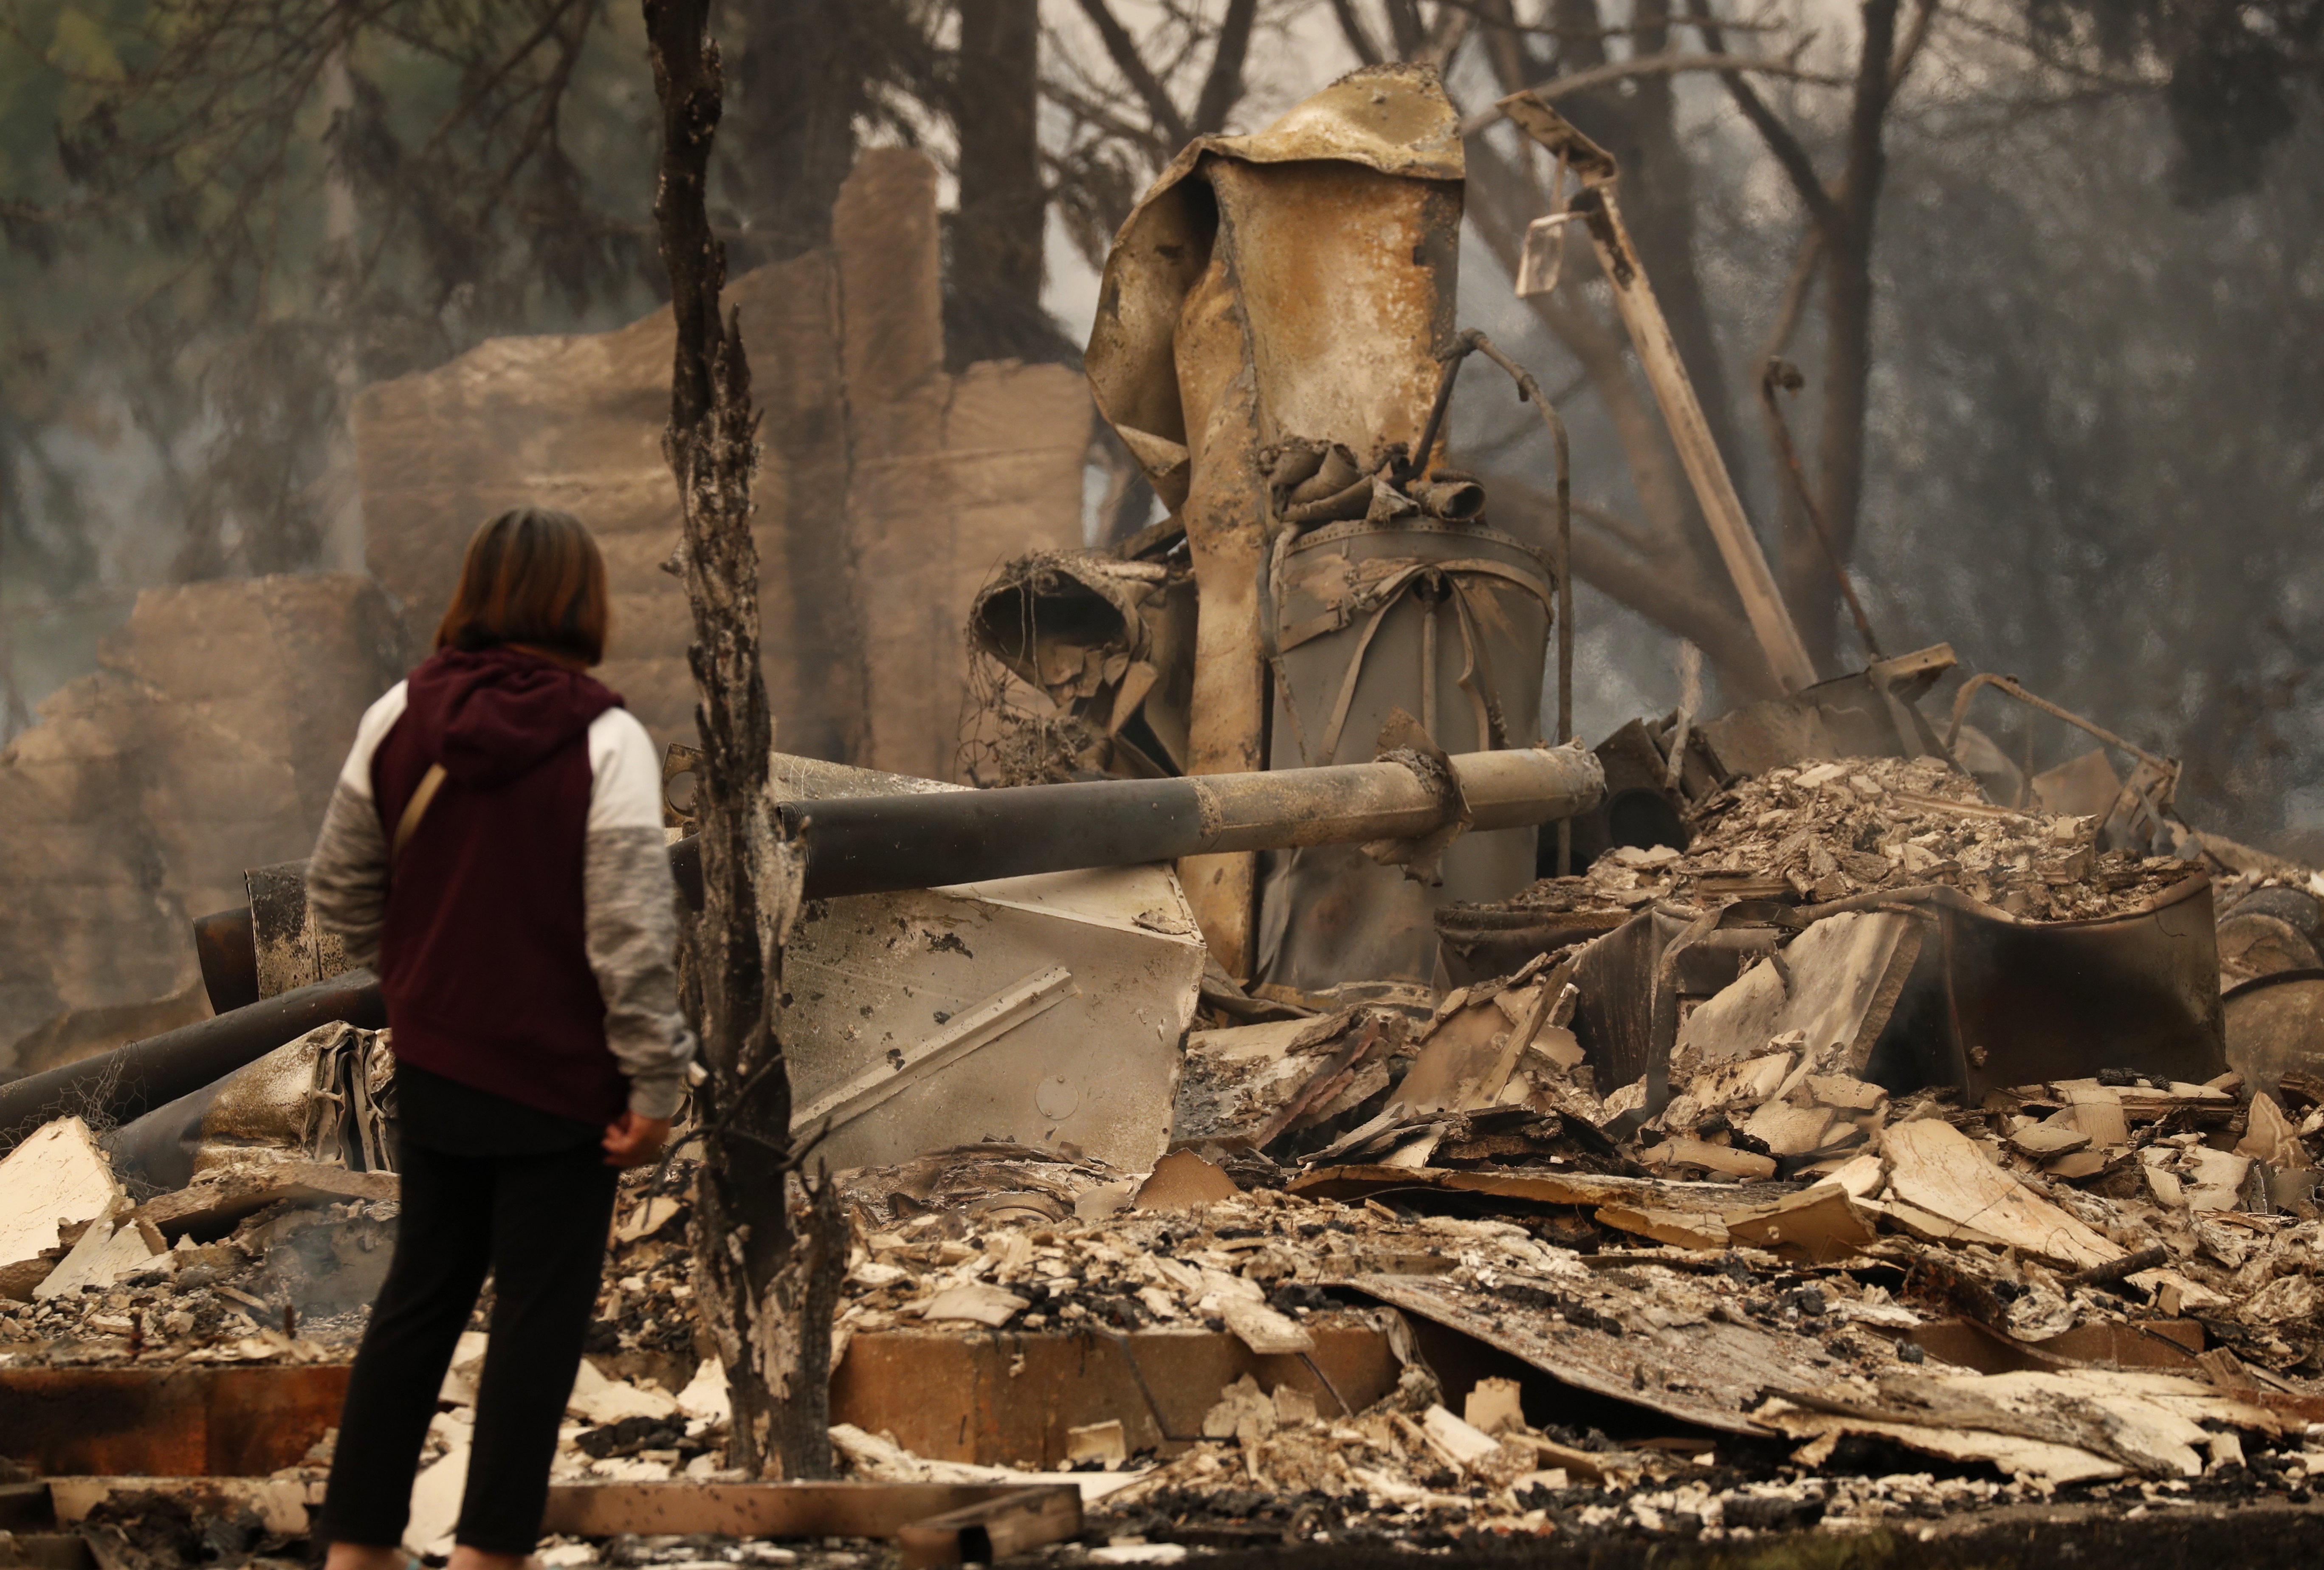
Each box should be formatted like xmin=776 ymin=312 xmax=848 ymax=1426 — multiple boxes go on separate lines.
xmin=1798 ymin=0 xmax=1901 ymax=669
xmin=643 ymin=0 xmax=846 ymax=1480
xmin=723 ymin=0 xmax=872 ymax=266
xmin=947 ymin=0 xmax=1054 ymax=368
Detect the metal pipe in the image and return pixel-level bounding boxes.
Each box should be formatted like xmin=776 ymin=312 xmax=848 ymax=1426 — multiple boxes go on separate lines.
xmin=1407 ymin=477 xmax=1486 ymax=520
xmin=1943 ymin=672 xmax=2178 ymax=785
xmin=0 ymin=969 xmax=387 ymax=1150
xmin=764 ymin=744 xmax=1604 ymax=901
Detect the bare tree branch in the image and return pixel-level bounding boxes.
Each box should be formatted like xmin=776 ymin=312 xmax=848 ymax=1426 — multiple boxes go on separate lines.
xmin=1191 ymin=0 xmax=1260 ymax=133
xmin=1888 ymin=0 xmax=1940 ymax=93
xmin=1460 ymin=48 xmax=1848 ymax=132
xmin=1681 ymin=0 xmax=1845 ymax=237
xmin=1761 ymin=226 xmax=1824 ymax=368
xmin=1073 ymin=0 xmax=1190 ymax=144
xmin=1427 ymin=0 xmax=1789 ymax=38
xmin=1328 ymin=0 xmax=1388 ymax=64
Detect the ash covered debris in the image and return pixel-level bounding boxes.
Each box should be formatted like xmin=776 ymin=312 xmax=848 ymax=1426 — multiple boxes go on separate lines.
xmin=1522 ymin=753 xmax=2197 ymax=920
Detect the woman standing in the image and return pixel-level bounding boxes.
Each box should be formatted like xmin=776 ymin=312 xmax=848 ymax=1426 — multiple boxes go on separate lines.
xmin=306 ymin=508 xmax=695 ymax=1570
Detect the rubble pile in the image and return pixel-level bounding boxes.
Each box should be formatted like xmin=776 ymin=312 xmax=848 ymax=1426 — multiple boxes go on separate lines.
xmin=11 ymin=731 xmax=2324 ymax=1563
xmin=1517 ymin=755 xmax=2195 ymax=919
xmin=0 ymin=1127 xmax=395 ymax=1364
xmin=804 ymin=1126 xmax=2324 ymax=1545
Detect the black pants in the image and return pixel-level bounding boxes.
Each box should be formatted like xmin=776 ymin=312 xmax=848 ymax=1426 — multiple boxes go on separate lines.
xmin=321 ymin=1133 xmax=618 ymax=1554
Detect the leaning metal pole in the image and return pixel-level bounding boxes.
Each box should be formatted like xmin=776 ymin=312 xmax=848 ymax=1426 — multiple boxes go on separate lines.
xmin=1498 ymin=90 xmax=1819 ymax=696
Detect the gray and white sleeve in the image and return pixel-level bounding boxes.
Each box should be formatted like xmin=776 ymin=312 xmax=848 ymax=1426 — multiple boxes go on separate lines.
xmin=584 ymin=709 xmax=698 ymax=1119
xmin=306 ymin=683 xmax=408 ymax=971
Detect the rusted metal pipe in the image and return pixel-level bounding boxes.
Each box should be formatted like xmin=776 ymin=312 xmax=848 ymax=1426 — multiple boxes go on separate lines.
xmin=147 ymin=749 xmax=1603 ymax=1139
xmin=1944 ymin=672 xmax=2179 ymax=787
xmin=0 ymin=969 xmax=387 ymax=1150
xmin=1406 ymin=477 xmax=1487 ymax=520
xmin=753 ymin=743 xmax=1604 ymax=902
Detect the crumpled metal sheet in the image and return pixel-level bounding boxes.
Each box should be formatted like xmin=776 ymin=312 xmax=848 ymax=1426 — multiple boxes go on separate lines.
xmin=1544 ymin=874 xmax=2225 ymax=1115
xmin=775 ymin=753 xmax=1205 ymax=1174
xmin=1085 ymin=62 xmax=1465 ymax=508
xmin=1083 ymin=62 xmax=1467 ymax=978
xmin=1257 ymin=519 xmax=1555 ymax=990
xmin=967 ymin=550 xmax=1196 ymax=777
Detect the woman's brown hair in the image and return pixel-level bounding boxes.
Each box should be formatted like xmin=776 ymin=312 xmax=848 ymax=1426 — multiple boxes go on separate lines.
xmin=434 ymin=508 xmax=610 ymax=666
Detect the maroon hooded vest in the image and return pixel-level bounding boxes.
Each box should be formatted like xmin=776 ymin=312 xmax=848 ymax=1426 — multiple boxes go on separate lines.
xmin=370 ymin=647 xmax=630 ymax=1125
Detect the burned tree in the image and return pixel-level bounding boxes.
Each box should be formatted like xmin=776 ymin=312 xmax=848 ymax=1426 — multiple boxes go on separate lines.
xmin=642 ymin=0 xmax=844 ymax=1479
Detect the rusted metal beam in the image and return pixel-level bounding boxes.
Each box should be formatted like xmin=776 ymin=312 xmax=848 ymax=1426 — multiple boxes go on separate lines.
xmin=828 ymin=1324 xmax=1399 ymax=1465
xmin=1498 ymin=91 xmax=1820 ymax=696
xmin=538 ymin=1480 xmax=1079 ymax=1553
xmin=0 ymin=1365 xmax=351 ymax=1478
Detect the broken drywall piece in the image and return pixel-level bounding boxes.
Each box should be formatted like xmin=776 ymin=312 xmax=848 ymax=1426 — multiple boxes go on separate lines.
xmin=1737 ymin=1101 xmax=1837 ymax=1158
xmin=1066 ymin=1420 xmax=1129 ymax=1466
xmin=2058 ymin=1085 xmax=2130 ymax=1147
xmin=405 ymin=1439 xmax=468 ymax=1554
xmin=614 ymin=1195 xmax=684 ymax=1244
xmin=1201 ymin=1375 xmax=1279 ymax=1442
xmin=1221 ymin=1298 xmax=1315 ymax=1356
xmin=0 ymin=1117 xmax=123 ymax=1270
xmin=438 ymin=1330 xmax=489 ymax=1405
xmin=1134 ymin=1150 xmax=1242 ymax=1210
xmin=1882 ymin=1119 xmax=2121 ymax=1270
xmin=2008 ymin=1124 xmax=2092 ymax=1161
xmin=1658 ymin=1051 xmax=1795 ymax=1129
xmin=134 ymin=1160 xmax=397 ymax=1242
xmin=1760 ymin=1367 xmax=2274 ymax=1486
xmin=1398 ymin=977 xmax=1551 ymax=1115
xmin=34 ymin=1212 xmax=162 ymax=1300
xmin=1420 ymin=1404 xmax=1501 ymax=1467
xmin=1675 ymin=911 xmax=1921 ymax=1072
xmin=1174 ymin=1017 xmax=1330 ymax=1144
xmin=677 ymin=1355 xmax=731 ymax=1424
xmin=1723 ymin=1184 xmax=1878 ymax=1264
xmin=1645 ymin=1137 xmax=1777 ymax=1181
xmin=2238 ymin=1092 xmax=2308 ymax=1170
xmin=1075 ymin=1182 xmax=1137 ymax=1220
xmin=1592 ymin=1205 xmax=1727 ymax=1250
xmin=567 ymin=1358 xmax=680 ymax=1425
xmin=1464 ymin=1377 xmax=1525 ymax=1435
xmin=1825 ymin=1152 xmax=1885 ymax=1197
xmin=1872 ymin=1196 xmax=2010 ymax=1251
xmin=919 ymin=1282 xmax=1032 ymax=1328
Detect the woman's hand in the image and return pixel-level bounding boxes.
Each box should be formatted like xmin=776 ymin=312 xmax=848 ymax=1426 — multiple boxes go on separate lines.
xmin=603 ymin=1111 xmax=673 ymax=1167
